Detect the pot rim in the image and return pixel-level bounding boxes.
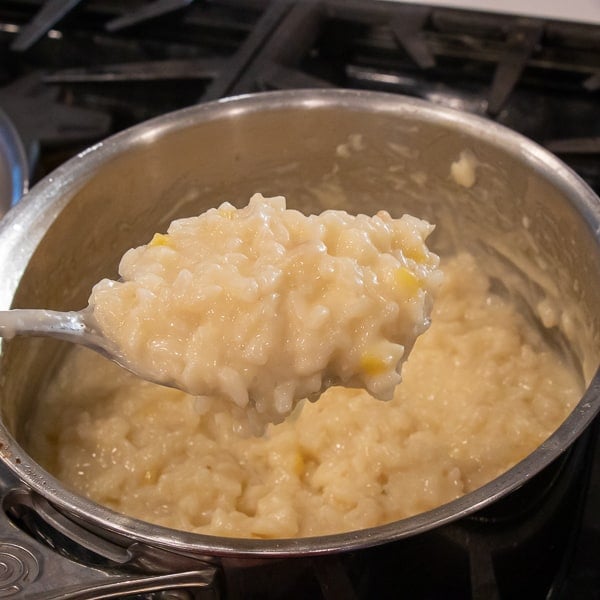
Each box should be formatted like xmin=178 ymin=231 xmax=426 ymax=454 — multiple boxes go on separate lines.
xmin=1 ymin=88 xmax=599 ymax=558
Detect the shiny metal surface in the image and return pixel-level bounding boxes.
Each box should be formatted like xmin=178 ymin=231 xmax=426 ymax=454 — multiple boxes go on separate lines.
xmin=0 ymin=108 xmax=28 ymax=220
xmin=0 ymin=89 xmax=599 ymax=573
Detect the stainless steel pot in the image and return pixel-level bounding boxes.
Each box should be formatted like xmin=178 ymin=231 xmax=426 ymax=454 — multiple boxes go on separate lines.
xmin=0 ymin=89 xmax=599 ymax=598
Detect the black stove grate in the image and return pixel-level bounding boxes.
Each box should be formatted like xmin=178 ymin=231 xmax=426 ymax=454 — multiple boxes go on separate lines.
xmin=1 ymin=1 xmax=599 ymax=188
xmin=0 ymin=1 xmax=599 ymax=598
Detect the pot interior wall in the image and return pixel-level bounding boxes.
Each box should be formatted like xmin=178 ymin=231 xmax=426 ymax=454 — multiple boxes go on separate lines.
xmin=2 ymin=98 xmax=600 ymax=447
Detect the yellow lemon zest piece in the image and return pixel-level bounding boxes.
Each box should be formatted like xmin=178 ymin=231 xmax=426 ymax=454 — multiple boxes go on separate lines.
xmin=360 ymin=352 xmax=390 ymax=376
xmin=394 ymin=267 xmax=421 ymax=297
xmin=402 ymin=246 xmax=426 ymax=263
xmin=149 ymin=233 xmax=170 ymax=247
xmin=293 ymin=453 xmax=305 ymax=476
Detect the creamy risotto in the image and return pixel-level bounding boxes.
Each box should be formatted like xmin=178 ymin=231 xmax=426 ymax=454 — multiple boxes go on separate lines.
xmin=87 ymin=194 xmax=441 ymax=429
xmin=27 ymin=253 xmax=580 ymax=539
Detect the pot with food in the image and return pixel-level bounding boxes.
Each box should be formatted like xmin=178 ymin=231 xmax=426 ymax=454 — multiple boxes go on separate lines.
xmin=0 ymin=90 xmax=598 ymax=597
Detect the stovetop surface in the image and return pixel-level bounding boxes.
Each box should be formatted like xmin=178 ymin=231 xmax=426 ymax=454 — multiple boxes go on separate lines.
xmin=1 ymin=0 xmax=598 ymax=192
xmin=0 ymin=1 xmax=599 ymax=599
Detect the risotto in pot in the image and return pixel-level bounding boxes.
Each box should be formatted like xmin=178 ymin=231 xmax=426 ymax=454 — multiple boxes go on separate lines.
xmin=26 ymin=250 xmax=580 ymax=538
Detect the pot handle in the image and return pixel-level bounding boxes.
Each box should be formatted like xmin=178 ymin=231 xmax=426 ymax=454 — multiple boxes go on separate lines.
xmin=0 ymin=469 xmax=218 ymax=599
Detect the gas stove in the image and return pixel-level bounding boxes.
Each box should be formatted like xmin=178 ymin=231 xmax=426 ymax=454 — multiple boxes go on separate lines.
xmin=0 ymin=1 xmax=599 ymax=599
xmin=1 ymin=0 xmax=598 ymax=192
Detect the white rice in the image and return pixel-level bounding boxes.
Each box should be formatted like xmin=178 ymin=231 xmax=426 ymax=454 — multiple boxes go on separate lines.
xmin=28 ymin=253 xmax=580 ymax=538
xmin=88 ymin=194 xmax=442 ymax=430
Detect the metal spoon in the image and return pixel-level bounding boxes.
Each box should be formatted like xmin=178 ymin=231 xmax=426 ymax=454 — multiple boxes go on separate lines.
xmin=0 ymin=307 xmax=356 ymax=410
xmin=0 ymin=308 xmax=180 ymax=390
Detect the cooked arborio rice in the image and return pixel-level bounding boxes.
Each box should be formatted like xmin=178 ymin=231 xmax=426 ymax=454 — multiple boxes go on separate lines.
xmin=27 ymin=253 xmax=580 ymax=539
xmin=87 ymin=194 xmax=441 ymax=429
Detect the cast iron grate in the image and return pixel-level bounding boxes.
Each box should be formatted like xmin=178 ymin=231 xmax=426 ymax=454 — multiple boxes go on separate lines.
xmin=0 ymin=1 xmax=599 ymax=598
xmin=1 ymin=0 xmax=599 ymax=189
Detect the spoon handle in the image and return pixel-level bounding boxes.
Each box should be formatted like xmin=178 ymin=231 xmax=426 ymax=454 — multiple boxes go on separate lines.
xmin=0 ymin=309 xmax=87 ymax=342
xmin=0 ymin=309 xmax=176 ymax=390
